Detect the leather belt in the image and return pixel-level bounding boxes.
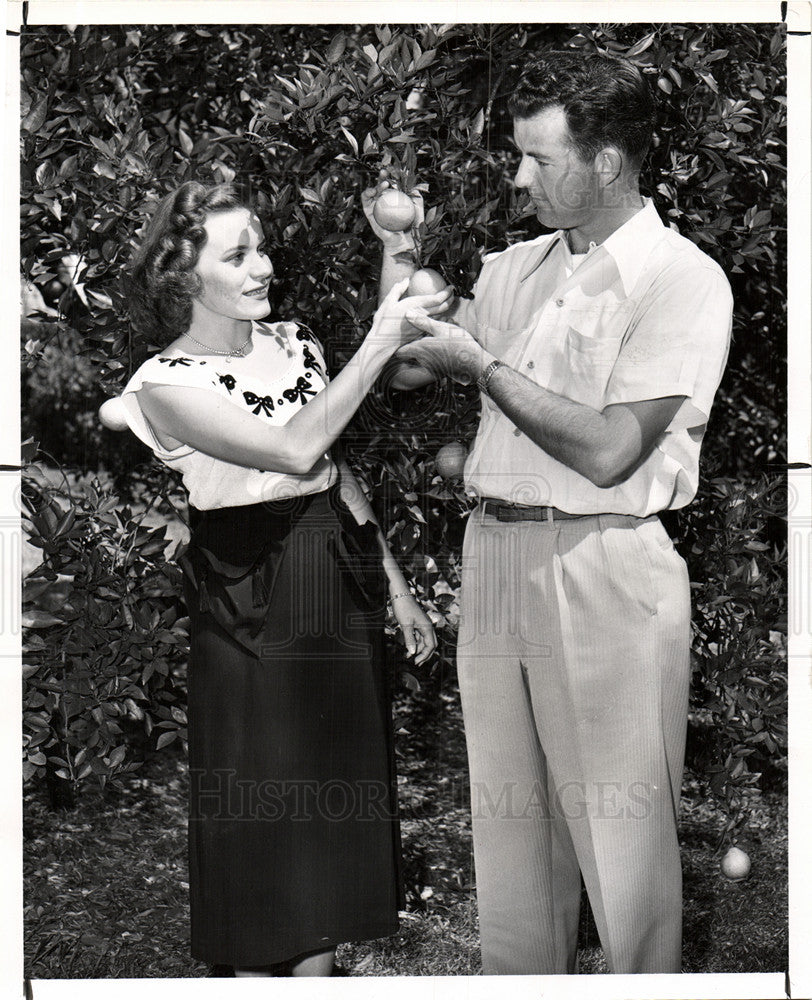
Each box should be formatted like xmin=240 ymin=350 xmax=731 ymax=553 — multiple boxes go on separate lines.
xmin=479 ymin=497 xmax=595 ymax=522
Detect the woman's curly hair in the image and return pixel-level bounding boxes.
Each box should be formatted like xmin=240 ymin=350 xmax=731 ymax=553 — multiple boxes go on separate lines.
xmin=128 ymin=181 xmax=251 ymax=344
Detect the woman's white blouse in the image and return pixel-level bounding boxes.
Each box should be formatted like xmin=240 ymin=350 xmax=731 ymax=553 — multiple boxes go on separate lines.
xmin=121 ymin=320 xmax=338 ymax=509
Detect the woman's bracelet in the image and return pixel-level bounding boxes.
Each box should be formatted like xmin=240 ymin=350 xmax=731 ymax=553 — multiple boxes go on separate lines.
xmin=389 ymin=591 xmax=413 ymax=603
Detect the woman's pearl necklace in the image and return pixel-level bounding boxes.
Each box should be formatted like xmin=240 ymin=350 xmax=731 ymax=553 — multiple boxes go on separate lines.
xmin=183 ymin=330 xmax=252 ymax=362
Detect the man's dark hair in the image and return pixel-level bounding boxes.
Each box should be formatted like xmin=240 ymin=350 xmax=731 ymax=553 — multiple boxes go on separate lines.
xmin=508 ymin=51 xmax=656 ymax=167
xmin=127 ymin=181 xmax=251 ymax=344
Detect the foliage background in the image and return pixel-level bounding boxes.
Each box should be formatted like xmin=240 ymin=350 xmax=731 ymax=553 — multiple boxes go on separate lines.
xmin=21 ymin=23 xmax=786 ymax=833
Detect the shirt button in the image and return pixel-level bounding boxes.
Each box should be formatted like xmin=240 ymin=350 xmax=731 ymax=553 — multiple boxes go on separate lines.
xmin=555 ymin=298 xmax=564 ymax=307
xmin=526 ymin=360 xmax=535 ymax=369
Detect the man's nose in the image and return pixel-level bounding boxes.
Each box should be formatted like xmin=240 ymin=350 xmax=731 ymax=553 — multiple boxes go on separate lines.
xmin=514 ymin=155 xmax=533 ymax=190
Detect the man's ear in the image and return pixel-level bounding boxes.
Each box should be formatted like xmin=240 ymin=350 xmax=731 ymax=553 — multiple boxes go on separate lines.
xmin=594 ymin=147 xmax=623 ymax=188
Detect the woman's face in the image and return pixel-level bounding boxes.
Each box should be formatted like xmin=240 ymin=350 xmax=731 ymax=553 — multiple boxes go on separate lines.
xmin=192 ymin=208 xmax=273 ymax=323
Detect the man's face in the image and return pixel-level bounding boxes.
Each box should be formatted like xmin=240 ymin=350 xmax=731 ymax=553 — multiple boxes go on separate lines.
xmin=513 ymin=106 xmax=600 ymax=231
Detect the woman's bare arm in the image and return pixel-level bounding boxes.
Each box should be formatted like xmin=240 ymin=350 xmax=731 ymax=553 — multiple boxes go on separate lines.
xmin=137 ymin=282 xmax=452 ymax=474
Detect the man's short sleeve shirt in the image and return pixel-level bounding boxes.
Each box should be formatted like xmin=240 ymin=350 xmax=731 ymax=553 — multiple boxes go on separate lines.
xmin=463 ymin=200 xmax=733 ymax=515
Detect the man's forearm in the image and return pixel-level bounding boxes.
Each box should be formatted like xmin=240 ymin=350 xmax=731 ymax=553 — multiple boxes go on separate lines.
xmin=485 ymin=364 xmax=618 ymax=485
xmin=392 ymin=328 xmax=610 ymax=475
xmin=439 ymin=346 xmax=628 ymax=487
xmin=488 ymin=365 xmax=642 ymax=488
xmin=404 ymin=311 xmax=685 ymax=489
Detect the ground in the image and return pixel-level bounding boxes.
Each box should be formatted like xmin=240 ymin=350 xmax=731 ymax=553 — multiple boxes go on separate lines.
xmin=23 ymin=673 xmax=787 ymax=978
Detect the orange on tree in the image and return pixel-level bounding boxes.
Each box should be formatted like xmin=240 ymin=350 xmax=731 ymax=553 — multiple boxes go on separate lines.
xmin=435 ymin=441 xmax=467 ymax=479
xmin=373 ymin=189 xmax=416 ymax=231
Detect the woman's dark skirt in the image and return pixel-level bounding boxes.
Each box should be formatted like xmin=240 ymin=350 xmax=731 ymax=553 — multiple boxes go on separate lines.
xmin=178 ymin=485 xmax=403 ymax=966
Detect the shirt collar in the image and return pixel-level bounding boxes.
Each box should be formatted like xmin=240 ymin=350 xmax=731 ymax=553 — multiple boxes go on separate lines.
xmin=519 ymin=232 xmax=567 ymax=284
xmin=519 ymin=198 xmax=666 ymax=295
xmin=600 ymin=198 xmax=666 ymax=295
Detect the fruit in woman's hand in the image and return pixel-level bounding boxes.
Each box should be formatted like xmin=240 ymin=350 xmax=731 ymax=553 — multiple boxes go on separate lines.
xmin=406 ymin=268 xmax=448 ymax=296
xmin=373 ymin=189 xmax=416 ymax=231
xmin=99 ymin=396 xmax=129 ymax=431
xmin=435 ymin=441 xmax=468 ymax=479
xmin=721 ymin=846 xmax=751 ymax=880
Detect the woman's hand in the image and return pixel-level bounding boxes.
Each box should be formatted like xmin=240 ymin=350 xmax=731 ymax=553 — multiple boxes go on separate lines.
xmin=367 ymin=277 xmax=454 ymax=352
xmin=391 ymin=594 xmax=437 ymax=666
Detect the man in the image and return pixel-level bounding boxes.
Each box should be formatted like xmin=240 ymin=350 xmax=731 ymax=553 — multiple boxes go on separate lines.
xmin=363 ymin=51 xmax=732 ymax=975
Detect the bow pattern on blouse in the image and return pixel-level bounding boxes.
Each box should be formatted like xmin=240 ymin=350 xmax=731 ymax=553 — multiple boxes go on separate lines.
xmin=243 ymin=390 xmax=275 ymax=416
xmin=158 ymin=356 xmax=194 ymax=367
xmin=301 ymin=345 xmax=323 ymax=376
xmin=282 ymin=375 xmax=318 ymax=405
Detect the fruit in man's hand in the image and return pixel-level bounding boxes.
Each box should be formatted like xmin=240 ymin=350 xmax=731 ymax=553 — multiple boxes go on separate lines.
xmin=373 ymin=189 xmax=416 ymax=231
xmin=406 ymin=268 xmax=448 ymax=297
xmin=721 ymin=846 xmax=751 ymax=881
xmin=99 ymin=396 xmax=129 ymax=431
xmin=435 ymin=441 xmax=468 ymax=479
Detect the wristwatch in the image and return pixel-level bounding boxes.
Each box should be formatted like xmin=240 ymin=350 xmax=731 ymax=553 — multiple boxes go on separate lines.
xmin=477 ymin=359 xmax=504 ymax=397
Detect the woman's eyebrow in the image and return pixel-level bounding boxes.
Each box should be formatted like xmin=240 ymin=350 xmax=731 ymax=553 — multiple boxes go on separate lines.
xmin=221 ymin=227 xmax=255 ymax=256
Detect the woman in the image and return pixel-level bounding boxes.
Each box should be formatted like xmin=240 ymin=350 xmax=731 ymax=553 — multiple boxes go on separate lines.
xmin=120 ymin=180 xmax=449 ymax=977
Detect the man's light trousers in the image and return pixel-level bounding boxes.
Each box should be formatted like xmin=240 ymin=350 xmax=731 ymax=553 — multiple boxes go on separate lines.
xmin=457 ymin=509 xmax=691 ymax=974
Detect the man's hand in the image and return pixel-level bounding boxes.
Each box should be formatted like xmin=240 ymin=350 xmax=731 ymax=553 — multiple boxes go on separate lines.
xmin=397 ymin=312 xmax=488 ymax=384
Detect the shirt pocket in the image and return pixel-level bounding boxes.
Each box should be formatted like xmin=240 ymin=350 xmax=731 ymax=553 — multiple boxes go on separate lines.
xmin=563 ymin=328 xmax=624 ymax=409
xmin=474 ymin=321 xmax=526 ymax=361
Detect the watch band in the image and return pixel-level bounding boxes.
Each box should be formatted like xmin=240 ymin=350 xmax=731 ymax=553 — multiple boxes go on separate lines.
xmin=477 ymin=359 xmax=504 ymax=397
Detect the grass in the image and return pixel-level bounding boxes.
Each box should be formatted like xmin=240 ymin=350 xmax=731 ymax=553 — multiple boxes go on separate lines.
xmin=24 ymin=672 xmax=787 ymax=979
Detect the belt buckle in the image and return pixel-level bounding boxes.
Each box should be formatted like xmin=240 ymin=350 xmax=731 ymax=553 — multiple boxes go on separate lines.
xmin=497 ymin=501 xmax=530 ymax=522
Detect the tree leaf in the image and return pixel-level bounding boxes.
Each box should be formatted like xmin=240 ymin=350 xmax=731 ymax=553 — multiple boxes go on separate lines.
xmin=156 ymin=731 xmax=177 ymax=750
xmin=339 ymin=125 xmax=358 ymax=155
xmin=178 ymin=127 xmax=194 ymax=156
xmin=21 ymin=94 xmax=49 ymax=134
xmin=22 ymin=610 xmax=63 ymax=629
xmin=325 ymin=33 xmax=346 ymax=64
xmin=625 ymin=33 xmax=656 ymax=58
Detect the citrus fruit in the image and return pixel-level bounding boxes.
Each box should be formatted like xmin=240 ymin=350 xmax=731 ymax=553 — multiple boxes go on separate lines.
xmin=435 ymin=441 xmax=467 ymax=478
xmin=373 ymin=189 xmax=416 ymax=231
xmin=406 ymin=268 xmax=448 ymax=296
xmin=99 ymin=396 xmax=129 ymax=431
xmin=721 ymin=846 xmax=751 ymax=880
